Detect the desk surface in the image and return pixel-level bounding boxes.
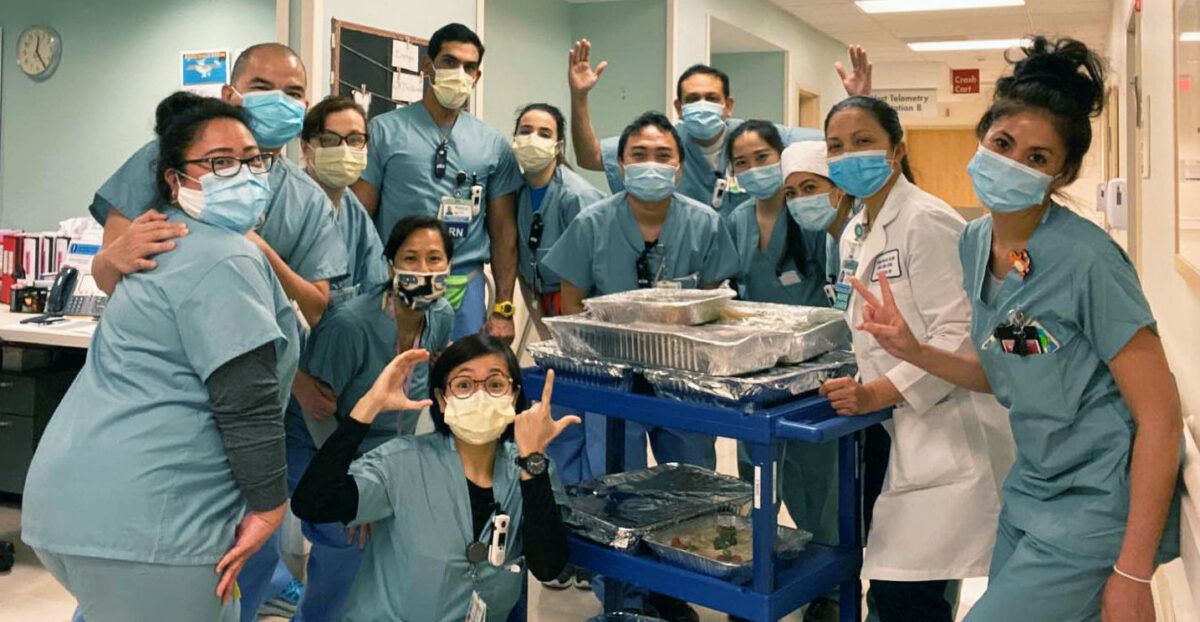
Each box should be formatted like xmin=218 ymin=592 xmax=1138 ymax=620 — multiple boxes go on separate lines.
xmin=0 ymin=308 xmax=95 ymax=349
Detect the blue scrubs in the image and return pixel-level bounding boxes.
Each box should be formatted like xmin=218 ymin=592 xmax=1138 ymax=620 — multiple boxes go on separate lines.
xmin=285 ymin=291 xmax=454 ymax=622
xmin=22 ymin=212 xmax=299 ymax=621
xmin=362 ymin=104 xmax=523 ymax=336
xmin=329 ymin=191 xmax=390 ymax=305
xmin=959 ymin=205 xmax=1182 ymax=621
xmin=726 ymin=198 xmax=830 ymax=306
xmin=599 ymin=119 xmax=822 ymax=217
xmin=341 ymin=435 xmax=567 ymax=622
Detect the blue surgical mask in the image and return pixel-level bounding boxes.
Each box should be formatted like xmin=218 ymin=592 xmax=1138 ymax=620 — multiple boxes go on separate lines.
xmin=787 ymin=193 xmax=837 ymax=232
xmin=736 ymin=164 xmax=783 ymax=200
xmin=175 ymin=168 xmax=270 ymax=234
xmin=966 ymin=146 xmax=1053 ymax=214
xmin=623 ymin=163 xmax=678 ymax=202
xmin=679 ymin=101 xmax=726 ymax=141
xmin=828 ymin=150 xmax=894 ymax=198
xmin=236 ymin=89 xmax=305 ymax=148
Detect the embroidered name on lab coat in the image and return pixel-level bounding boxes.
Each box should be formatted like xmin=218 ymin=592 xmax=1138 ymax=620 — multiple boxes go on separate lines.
xmin=870 ymin=249 xmax=903 ymax=281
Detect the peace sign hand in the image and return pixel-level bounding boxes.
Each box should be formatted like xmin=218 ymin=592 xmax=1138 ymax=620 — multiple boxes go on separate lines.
xmin=514 ymin=370 xmax=581 ymax=458
xmin=568 ymin=39 xmax=608 ymax=96
xmin=835 ymin=45 xmax=872 ymax=97
xmin=851 ymin=273 xmax=921 ymax=361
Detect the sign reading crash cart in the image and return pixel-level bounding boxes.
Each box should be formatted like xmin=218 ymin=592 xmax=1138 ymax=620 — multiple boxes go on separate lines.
xmin=873 ymin=89 xmax=938 ymax=118
xmin=953 ymin=68 xmax=981 ymax=94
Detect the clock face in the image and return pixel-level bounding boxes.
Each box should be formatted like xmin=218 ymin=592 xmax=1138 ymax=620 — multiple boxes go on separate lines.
xmin=17 ymin=26 xmax=62 ymax=81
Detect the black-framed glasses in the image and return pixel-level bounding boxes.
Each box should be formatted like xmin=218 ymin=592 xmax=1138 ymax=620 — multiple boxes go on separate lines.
xmin=313 ymin=131 xmax=368 ymax=149
xmin=447 ymin=373 xmax=513 ymax=399
xmin=434 ymin=140 xmax=449 ymax=179
xmin=183 ymin=153 xmax=275 ymax=178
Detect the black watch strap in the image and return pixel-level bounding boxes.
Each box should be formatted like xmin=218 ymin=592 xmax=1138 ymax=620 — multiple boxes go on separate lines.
xmin=516 ymin=452 xmax=547 ymax=476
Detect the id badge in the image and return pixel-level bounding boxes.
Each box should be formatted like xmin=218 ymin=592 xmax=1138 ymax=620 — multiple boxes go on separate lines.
xmin=832 ymin=282 xmax=852 ymax=311
xmin=778 ymin=270 xmax=801 ymax=287
xmin=464 ymin=591 xmax=487 ymax=622
xmin=439 ymin=197 xmax=473 ymax=240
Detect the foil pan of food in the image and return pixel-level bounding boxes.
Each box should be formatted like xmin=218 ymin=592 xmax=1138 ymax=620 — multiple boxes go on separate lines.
xmin=719 ymin=301 xmax=849 ymax=363
xmin=583 ymin=287 xmax=736 ymax=326
xmin=645 ymin=513 xmax=812 ymax=583
xmin=641 ymin=351 xmax=856 ymax=410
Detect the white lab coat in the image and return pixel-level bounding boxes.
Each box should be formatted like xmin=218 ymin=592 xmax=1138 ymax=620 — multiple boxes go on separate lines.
xmin=840 ymin=176 xmax=1014 ymax=582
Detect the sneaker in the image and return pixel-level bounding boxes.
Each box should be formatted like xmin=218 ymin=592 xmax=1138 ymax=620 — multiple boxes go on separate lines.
xmin=540 ymin=567 xmax=574 ymax=590
xmin=645 ymin=593 xmax=699 ymax=622
xmin=573 ymin=567 xmax=593 ymax=590
xmin=258 ymin=579 xmax=303 ymax=618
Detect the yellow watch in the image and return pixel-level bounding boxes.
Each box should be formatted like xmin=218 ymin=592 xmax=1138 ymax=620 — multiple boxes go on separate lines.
xmin=492 ymin=301 xmax=516 ymax=319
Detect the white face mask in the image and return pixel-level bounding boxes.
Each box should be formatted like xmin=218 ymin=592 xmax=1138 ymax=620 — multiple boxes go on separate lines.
xmin=430 ymin=67 xmax=475 ymax=110
xmin=443 ymin=391 xmax=516 ymax=445
xmin=512 ymin=134 xmax=559 ymax=173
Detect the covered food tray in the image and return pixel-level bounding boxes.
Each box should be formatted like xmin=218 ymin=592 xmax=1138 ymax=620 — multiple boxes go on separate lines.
xmin=641 ymin=351 xmax=856 ymax=409
xmin=565 ymin=463 xmax=752 ymax=551
xmin=720 ymin=301 xmax=849 ymax=363
xmin=645 ymin=514 xmax=813 ymax=583
xmin=583 ymin=287 xmax=735 ymax=326
xmin=526 ymin=340 xmax=633 ymax=387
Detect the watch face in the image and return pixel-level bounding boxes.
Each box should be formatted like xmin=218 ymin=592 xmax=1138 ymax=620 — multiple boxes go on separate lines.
xmin=523 ymin=453 xmax=547 ymax=474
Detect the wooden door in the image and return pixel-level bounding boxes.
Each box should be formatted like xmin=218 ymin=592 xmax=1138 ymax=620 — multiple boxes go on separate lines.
xmin=905 ymin=128 xmax=982 ymax=216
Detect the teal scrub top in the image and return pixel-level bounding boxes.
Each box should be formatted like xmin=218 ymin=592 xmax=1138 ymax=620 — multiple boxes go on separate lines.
xmin=342 ymin=434 xmax=567 ymax=622
xmin=600 ymin=118 xmax=822 ymax=217
xmin=961 ymin=204 xmax=1181 ymax=561
xmin=301 ymin=289 xmax=454 ymax=453
xmin=726 ymin=198 xmax=831 ymax=307
xmin=541 ymin=191 xmax=739 ymax=296
xmin=329 ymin=191 xmax=389 ymax=307
xmin=90 ymin=141 xmax=349 ymax=284
xmin=362 ymin=104 xmax=524 ymax=269
xmin=21 ymin=211 xmax=299 ymax=565
xmin=516 ymin=165 xmax=606 ymax=295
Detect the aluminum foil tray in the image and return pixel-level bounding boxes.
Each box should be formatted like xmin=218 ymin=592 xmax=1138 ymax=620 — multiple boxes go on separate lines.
xmin=645 ymin=514 xmax=813 ymax=583
xmin=544 ymin=315 xmax=791 ymax=376
xmin=583 ymin=287 xmax=735 ymax=326
xmin=526 ymin=340 xmax=633 ymax=389
xmin=641 ymin=351 xmax=856 ymax=410
xmin=720 ymin=301 xmax=850 ymax=363
xmin=565 ymin=463 xmax=753 ymax=551
xmin=587 ymin=614 xmax=667 ymax=622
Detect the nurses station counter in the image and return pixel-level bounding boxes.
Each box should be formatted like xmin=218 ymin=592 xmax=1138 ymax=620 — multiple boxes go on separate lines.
xmin=0 ymin=308 xmax=90 ymax=494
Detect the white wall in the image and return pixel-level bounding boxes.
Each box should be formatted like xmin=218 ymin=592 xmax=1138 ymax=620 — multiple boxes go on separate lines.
xmin=669 ymin=0 xmax=850 ymax=126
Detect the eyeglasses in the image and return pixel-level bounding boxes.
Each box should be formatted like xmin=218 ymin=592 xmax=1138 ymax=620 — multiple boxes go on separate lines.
xmin=434 ymin=140 xmax=449 ymax=179
xmin=183 ymin=153 xmax=275 ymax=178
xmin=312 ymin=131 xmax=368 ymax=149
xmin=447 ymin=373 xmax=513 ymax=399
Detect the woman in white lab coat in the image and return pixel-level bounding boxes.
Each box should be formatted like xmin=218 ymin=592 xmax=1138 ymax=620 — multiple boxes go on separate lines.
xmin=817 ymin=95 xmax=1014 ymax=622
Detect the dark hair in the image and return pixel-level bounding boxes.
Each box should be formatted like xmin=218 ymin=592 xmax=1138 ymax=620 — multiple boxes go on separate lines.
xmin=154 ymin=92 xmax=251 ymax=202
xmin=726 ymin=120 xmax=809 ymax=276
xmin=514 ymin=103 xmax=569 ymax=168
xmin=617 ymin=111 xmax=685 ymax=165
xmin=231 ymin=43 xmax=305 ymax=84
xmin=383 ymin=215 xmax=455 ymax=268
xmin=676 ymin=64 xmax=730 ymax=101
xmin=976 ymin=36 xmax=1105 ymax=186
xmin=824 ymin=96 xmax=915 ymax=184
xmin=302 ymin=95 xmax=367 ymax=142
xmin=428 ymin=334 xmax=527 ymax=439
xmin=429 ymin=23 xmax=485 ymax=63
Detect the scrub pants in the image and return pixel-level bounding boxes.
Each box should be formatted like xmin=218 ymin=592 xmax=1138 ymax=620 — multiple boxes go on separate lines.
xmin=37 ymin=549 xmax=236 ymax=622
xmin=286 ymin=414 xmax=366 ymax=622
xmin=451 ymin=269 xmax=487 ymax=340
xmin=736 ymin=440 xmax=840 ymax=545
xmin=545 ymin=407 xmax=594 ymax=486
xmin=963 ymin=516 xmax=1111 ymax=622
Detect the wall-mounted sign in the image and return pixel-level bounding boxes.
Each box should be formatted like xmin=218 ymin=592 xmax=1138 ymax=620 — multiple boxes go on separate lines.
xmin=952 ymin=68 xmax=980 ymax=94
xmin=874 ymin=89 xmax=938 ymax=118
xmin=181 ymin=50 xmax=229 ymax=98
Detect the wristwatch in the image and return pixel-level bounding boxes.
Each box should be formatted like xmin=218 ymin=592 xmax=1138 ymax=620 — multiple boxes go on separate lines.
xmin=516 ymin=452 xmax=548 ymax=476
xmin=493 ymin=301 xmax=516 ymax=319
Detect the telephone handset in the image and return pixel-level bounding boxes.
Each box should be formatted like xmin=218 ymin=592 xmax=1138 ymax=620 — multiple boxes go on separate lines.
xmin=46 ymin=266 xmax=78 ymax=315
xmin=20 ymin=266 xmax=106 ymax=324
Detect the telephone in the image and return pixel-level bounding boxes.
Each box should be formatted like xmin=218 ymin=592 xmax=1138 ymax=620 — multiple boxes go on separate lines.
xmin=20 ymin=266 xmax=106 ymax=324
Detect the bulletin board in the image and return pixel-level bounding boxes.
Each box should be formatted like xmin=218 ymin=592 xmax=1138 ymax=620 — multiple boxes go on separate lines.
xmin=330 ymin=19 xmax=429 ymax=120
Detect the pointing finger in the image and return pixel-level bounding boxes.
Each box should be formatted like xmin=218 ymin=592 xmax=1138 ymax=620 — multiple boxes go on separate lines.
xmin=877 ymin=273 xmax=897 ymax=309
xmin=849 ymin=277 xmax=881 ymax=308
xmin=540 ymin=369 xmax=555 ymax=409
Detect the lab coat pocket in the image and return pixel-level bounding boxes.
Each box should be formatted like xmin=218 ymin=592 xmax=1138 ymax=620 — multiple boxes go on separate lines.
xmin=886 ymin=399 xmax=974 ymax=493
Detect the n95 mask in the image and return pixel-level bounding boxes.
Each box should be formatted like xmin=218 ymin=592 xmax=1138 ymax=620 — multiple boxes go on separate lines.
xmin=443 ymin=392 xmax=516 ymax=445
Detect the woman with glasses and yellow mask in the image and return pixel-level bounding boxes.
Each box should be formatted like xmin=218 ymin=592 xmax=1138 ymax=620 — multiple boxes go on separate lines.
xmin=292 ymin=334 xmax=575 ymax=621
xmin=284 ymin=215 xmax=456 ymax=621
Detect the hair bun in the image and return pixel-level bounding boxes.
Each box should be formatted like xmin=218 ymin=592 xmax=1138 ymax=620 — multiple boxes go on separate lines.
xmin=154 ymin=91 xmax=209 ymax=136
xmin=996 ymin=36 xmax=1106 ymax=118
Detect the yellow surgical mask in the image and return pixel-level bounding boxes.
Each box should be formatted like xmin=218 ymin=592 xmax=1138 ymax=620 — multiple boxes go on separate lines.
xmin=311 ymin=145 xmax=367 ymax=188
xmin=430 ymin=67 xmax=475 ymax=110
xmin=512 ymin=134 xmax=559 ymax=173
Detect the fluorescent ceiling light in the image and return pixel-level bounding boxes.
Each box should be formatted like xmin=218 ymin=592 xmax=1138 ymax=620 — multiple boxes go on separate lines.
xmin=908 ymin=38 xmax=1030 ymax=52
xmin=1182 ymin=32 xmax=1200 ymax=42
xmin=856 ymin=0 xmax=1024 ymax=13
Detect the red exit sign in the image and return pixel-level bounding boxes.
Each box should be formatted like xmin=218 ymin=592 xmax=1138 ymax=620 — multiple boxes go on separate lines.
xmin=952 ymin=69 xmax=980 ymax=94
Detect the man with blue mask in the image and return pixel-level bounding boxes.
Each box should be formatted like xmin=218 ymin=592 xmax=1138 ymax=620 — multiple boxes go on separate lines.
xmin=351 ymin=23 xmax=524 ymax=343
xmin=542 ymin=111 xmax=738 ymax=622
xmin=567 ymin=41 xmax=873 ymax=218
xmin=84 ymin=42 xmax=347 ymax=622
